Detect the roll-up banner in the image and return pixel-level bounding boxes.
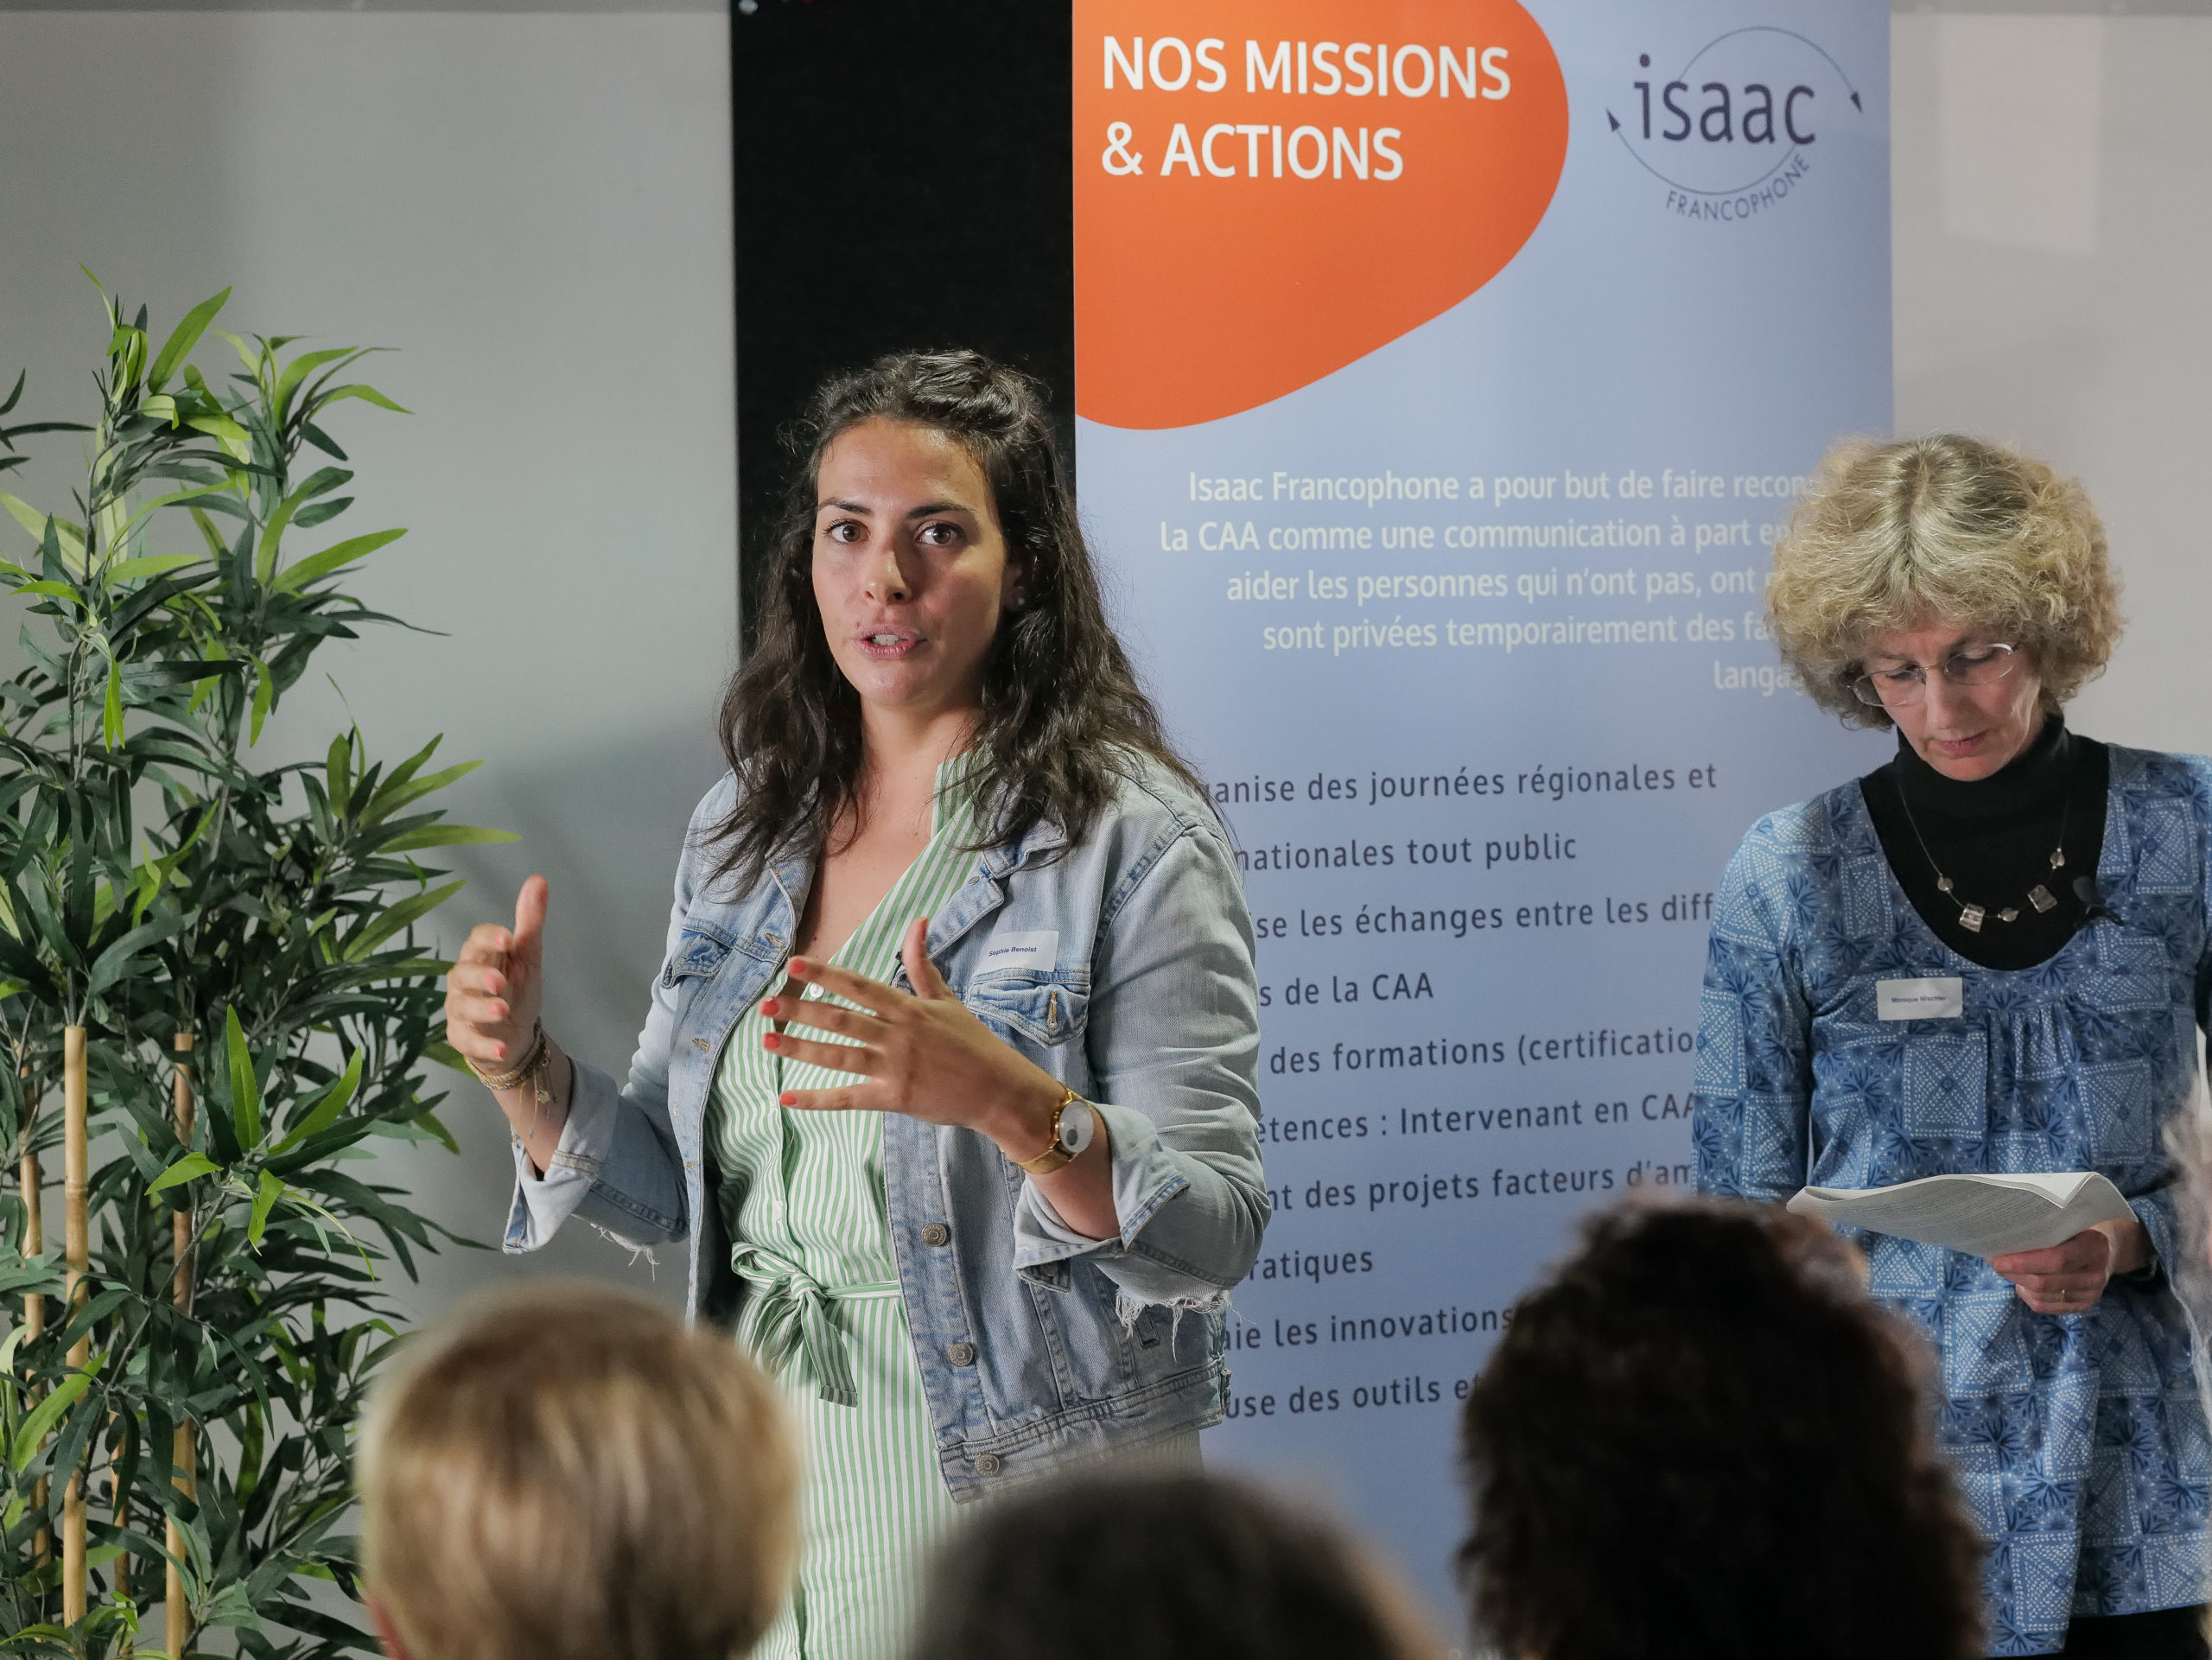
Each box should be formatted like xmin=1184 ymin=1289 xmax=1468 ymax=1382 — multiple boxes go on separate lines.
xmin=1073 ymin=0 xmax=1891 ymax=1603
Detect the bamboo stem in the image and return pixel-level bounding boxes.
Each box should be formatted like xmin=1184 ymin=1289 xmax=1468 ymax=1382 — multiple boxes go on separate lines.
xmin=62 ymin=1024 xmax=87 ymax=1627
xmin=111 ymin=1420 xmax=130 ymax=1606
xmin=22 ymin=1121 xmax=48 ymax=1568
xmin=167 ymin=1033 xmax=195 ymax=1659
xmin=21 ymin=1151 xmax=41 ymax=1334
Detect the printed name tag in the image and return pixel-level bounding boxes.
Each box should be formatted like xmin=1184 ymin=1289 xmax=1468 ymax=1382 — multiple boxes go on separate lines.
xmin=981 ymin=930 xmax=1058 ymax=970
xmin=1877 ymin=977 xmax=1964 ymax=1021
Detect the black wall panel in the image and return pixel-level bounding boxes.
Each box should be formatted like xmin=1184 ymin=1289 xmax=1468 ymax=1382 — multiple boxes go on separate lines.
xmin=731 ymin=0 xmax=1073 ymax=644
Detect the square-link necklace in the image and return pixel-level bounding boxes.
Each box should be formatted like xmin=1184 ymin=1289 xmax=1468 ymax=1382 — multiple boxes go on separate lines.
xmin=1897 ymin=782 xmax=2071 ymax=934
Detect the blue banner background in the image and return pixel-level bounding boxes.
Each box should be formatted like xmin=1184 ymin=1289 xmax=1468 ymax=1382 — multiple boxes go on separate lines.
xmin=1076 ymin=0 xmax=1895 ymax=1615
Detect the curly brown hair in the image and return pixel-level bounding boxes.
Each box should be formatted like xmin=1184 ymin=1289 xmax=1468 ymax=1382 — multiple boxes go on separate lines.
xmin=1458 ymin=1201 xmax=1984 ymax=1660
xmin=1767 ymin=434 xmax=2121 ymax=728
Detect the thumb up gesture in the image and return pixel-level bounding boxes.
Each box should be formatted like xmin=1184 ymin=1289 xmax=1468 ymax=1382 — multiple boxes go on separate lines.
xmin=446 ymin=874 xmax=550 ymax=1071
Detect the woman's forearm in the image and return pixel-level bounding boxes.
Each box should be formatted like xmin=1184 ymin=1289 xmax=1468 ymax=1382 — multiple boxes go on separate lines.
xmin=496 ymin=1040 xmax=575 ymax=1177
xmin=1026 ymin=1120 xmax=1117 ymax=1239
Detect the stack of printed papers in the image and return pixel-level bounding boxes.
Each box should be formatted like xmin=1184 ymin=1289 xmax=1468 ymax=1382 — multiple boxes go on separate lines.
xmin=1785 ymin=1172 xmax=2135 ymax=1256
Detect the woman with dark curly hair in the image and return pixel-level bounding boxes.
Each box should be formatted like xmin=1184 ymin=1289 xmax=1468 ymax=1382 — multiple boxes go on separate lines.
xmin=1459 ymin=1201 xmax=1985 ymax=1660
xmin=442 ymin=351 xmax=1270 ymax=1659
xmin=1693 ymin=435 xmax=2212 ymax=1657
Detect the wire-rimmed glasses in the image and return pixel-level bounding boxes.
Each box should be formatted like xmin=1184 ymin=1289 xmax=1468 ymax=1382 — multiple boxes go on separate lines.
xmin=1849 ymin=643 xmax=2019 ymax=709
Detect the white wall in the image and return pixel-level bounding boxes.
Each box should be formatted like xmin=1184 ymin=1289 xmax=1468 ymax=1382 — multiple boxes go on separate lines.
xmin=0 ymin=10 xmax=736 ymax=1315
xmin=1892 ymin=12 xmax=2212 ymax=754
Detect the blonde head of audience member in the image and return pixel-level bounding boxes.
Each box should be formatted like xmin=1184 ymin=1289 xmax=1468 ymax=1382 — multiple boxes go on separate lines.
xmin=358 ymin=1281 xmax=797 ymax=1660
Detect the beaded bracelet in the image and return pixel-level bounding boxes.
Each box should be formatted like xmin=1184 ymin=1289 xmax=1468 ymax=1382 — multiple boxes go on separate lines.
xmin=468 ymin=1021 xmax=547 ymax=1092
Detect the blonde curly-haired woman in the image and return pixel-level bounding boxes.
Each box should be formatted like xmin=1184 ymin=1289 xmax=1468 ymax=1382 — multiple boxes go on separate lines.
xmin=1692 ymin=435 xmax=2210 ymax=1659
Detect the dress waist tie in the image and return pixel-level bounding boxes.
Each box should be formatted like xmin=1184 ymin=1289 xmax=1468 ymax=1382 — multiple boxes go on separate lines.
xmin=729 ymin=1241 xmax=900 ymax=1409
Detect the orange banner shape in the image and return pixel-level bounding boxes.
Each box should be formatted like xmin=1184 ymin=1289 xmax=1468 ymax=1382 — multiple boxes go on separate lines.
xmin=1074 ymin=3 xmax=1570 ymax=430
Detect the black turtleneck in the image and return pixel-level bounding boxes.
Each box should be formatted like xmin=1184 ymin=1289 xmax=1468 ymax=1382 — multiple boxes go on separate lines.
xmin=1858 ymin=714 xmax=2109 ymax=971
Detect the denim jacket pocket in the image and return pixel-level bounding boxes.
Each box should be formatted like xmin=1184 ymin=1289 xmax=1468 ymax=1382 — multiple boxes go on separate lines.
xmin=660 ymin=919 xmax=739 ymax=989
xmin=961 ymin=968 xmax=1090 ymax=1048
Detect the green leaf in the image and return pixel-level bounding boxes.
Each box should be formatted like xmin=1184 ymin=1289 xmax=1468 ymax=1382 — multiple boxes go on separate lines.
xmin=273 ymin=1047 xmax=362 ymax=1154
xmin=148 ymin=287 xmax=232 ymax=390
xmin=115 ymin=478 xmax=233 ymax=547
xmin=16 ymin=579 xmax=80 ymax=602
xmin=320 ymin=383 xmax=410 ymax=415
xmin=365 ymin=758 xmax=480 ymax=824
xmin=270 ymin=527 xmax=405 ymax=595
xmin=0 ymin=1250 xmax=61 ymax=1300
xmin=103 ymin=657 xmax=124 ymax=748
xmin=296 ymin=464 xmax=354 ymax=500
xmin=10 ymin=1356 xmax=102 ymax=1469
xmin=226 ymin=1004 xmax=264 ymax=1149
xmin=256 ymin=492 xmax=298 ymax=582
xmin=249 ymin=1170 xmax=283 ymax=1247
xmin=272 ymin=347 xmax=358 ymax=423
xmin=249 ymin=658 xmax=273 ymax=746
xmin=0 ymin=491 xmax=55 ymax=541
xmin=184 ymin=412 xmax=252 ymax=463
xmin=378 ymin=823 xmax=518 ymax=853
xmin=147 ymin=1151 xmax=219 ymax=1194
xmin=326 ymin=731 xmax=353 ymax=811
xmin=86 ymin=906 xmax=190 ymax=996
xmin=343 ymin=879 xmax=464 ymax=961
xmin=106 ymin=551 xmax=201 ymax=584
xmin=301 ymin=421 xmax=349 ymax=461
xmin=187 ymin=504 xmax=229 ymax=558
xmin=213 ymin=328 xmax=261 ymax=378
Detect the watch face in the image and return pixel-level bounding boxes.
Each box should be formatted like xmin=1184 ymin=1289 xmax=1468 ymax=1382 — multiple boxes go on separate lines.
xmin=1057 ymin=1100 xmax=1095 ymax=1156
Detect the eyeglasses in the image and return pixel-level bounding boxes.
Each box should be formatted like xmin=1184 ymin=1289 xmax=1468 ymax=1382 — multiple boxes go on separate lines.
xmin=1850 ymin=643 xmax=2018 ymax=708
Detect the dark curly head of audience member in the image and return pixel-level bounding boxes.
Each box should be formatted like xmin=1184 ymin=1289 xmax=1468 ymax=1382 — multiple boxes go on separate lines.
xmin=1458 ymin=1201 xmax=1984 ymax=1660
xmin=907 ymin=1472 xmax=1439 ymax=1660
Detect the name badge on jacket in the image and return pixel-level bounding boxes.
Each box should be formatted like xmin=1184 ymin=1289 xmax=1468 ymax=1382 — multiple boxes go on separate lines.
xmin=981 ymin=930 xmax=1058 ymax=970
xmin=1877 ymin=976 xmax=1964 ymax=1021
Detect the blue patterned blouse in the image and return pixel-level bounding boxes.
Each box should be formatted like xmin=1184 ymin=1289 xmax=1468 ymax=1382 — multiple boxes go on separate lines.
xmin=1693 ymin=745 xmax=2212 ymax=1656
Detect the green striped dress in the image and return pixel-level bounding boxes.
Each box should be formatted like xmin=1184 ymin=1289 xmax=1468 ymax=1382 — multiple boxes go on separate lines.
xmin=708 ymin=761 xmax=977 ymax=1660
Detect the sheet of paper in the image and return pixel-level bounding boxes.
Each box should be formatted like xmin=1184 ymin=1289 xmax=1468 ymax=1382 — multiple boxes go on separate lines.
xmin=1785 ymin=1171 xmax=2137 ymax=1257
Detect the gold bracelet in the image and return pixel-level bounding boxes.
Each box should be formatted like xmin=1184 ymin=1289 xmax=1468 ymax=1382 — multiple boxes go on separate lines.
xmin=469 ymin=1021 xmax=547 ymax=1092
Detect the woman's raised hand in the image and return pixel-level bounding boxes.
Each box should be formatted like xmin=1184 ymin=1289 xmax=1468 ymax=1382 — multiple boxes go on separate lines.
xmin=760 ymin=917 xmax=1064 ymax=1154
xmin=446 ymin=875 xmax=550 ymax=1070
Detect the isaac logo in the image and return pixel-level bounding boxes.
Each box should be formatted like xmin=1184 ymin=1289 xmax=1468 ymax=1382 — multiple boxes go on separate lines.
xmin=1606 ymin=27 xmax=1864 ymax=223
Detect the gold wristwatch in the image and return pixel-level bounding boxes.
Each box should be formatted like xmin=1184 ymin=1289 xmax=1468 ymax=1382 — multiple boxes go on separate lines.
xmin=1014 ymin=1084 xmax=1097 ymax=1175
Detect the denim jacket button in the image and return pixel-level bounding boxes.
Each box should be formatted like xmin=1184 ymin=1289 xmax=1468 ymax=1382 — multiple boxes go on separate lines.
xmin=920 ymin=1222 xmax=951 ymax=1247
xmin=974 ymin=1452 xmax=1002 ymax=1476
xmin=948 ymin=1341 xmax=977 ymax=1366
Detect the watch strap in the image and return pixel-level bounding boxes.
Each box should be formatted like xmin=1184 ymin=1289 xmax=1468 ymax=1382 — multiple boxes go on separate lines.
xmin=1013 ymin=1084 xmax=1084 ymax=1175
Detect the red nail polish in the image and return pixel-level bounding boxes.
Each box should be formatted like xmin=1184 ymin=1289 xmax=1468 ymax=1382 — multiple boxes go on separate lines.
xmin=779 ymin=1092 xmax=797 ymax=1107
xmin=763 ymin=1034 xmax=779 ymax=1050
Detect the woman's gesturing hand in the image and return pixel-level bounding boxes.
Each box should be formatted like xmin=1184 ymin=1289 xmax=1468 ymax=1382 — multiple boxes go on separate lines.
xmin=445 ymin=874 xmax=550 ymax=1068
xmin=444 ymin=875 xmax=574 ymax=1173
xmin=761 ymin=917 xmax=1065 ymax=1158
xmin=1991 ymin=1216 xmax=2151 ymax=1314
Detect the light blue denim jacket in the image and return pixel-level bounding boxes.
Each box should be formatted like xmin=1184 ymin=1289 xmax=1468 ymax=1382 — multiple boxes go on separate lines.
xmin=503 ymin=755 xmax=1269 ymax=1498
